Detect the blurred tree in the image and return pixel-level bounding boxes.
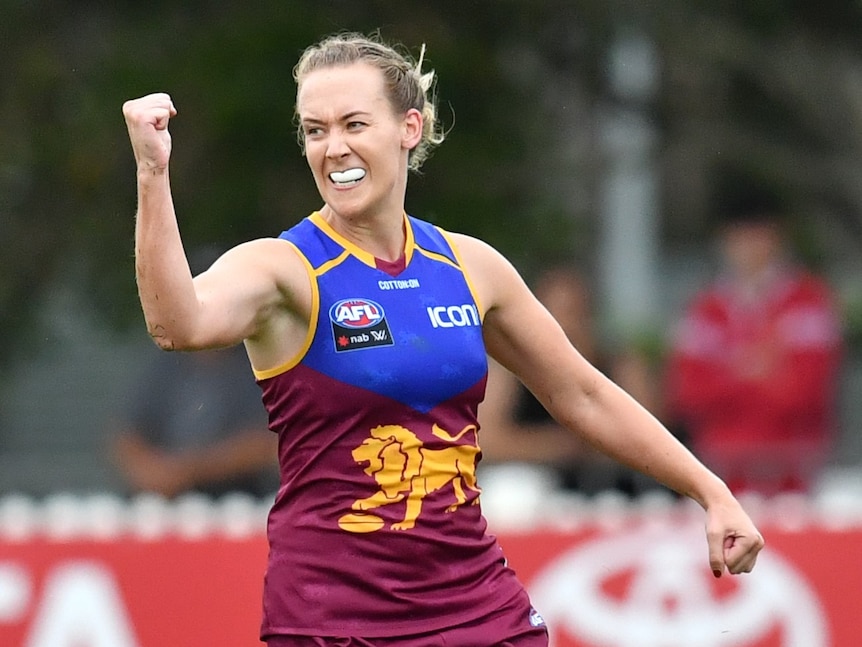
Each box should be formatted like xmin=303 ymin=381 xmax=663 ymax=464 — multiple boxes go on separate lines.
xmin=0 ymin=1 xmax=575 ymax=367
xmin=654 ymin=0 xmax=862 ymax=251
xmin=2 ymin=0 xmax=862 ymax=371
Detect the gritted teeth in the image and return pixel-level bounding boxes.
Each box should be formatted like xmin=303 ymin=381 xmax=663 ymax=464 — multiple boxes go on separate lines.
xmin=329 ymin=168 xmax=366 ymax=184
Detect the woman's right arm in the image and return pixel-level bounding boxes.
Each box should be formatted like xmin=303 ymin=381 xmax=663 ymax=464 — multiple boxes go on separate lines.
xmin=123 ymin=93 xmax=307 ymax=354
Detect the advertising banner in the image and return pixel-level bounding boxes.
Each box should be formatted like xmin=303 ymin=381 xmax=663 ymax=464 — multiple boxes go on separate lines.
xmin=0 ymin=498 xmax=859 ymax=646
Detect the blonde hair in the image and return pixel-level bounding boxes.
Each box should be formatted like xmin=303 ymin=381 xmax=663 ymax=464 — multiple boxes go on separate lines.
xmin=293 ymin=32 xmax=445 ymax=172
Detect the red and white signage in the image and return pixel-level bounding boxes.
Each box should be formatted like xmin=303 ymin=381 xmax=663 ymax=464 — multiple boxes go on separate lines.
xmin=0 ymin=495 xmax=859 ymax=646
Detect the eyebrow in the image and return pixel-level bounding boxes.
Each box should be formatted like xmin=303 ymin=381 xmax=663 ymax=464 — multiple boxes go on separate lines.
xmin=300 ymin=110 xmax=372 ymax=126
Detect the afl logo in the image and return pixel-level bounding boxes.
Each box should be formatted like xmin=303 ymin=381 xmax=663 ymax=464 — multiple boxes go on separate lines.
xmin=329 ymin=298 xmax=395 ymax=352
xmin=330 ymin=299 xmax=385 ymax=329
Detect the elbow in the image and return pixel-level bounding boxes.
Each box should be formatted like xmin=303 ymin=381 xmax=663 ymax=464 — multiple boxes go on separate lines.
xmin=146 ymin=323 xmax=180 ymax=351
xmin=145 ymin=321 xmax=195 ymax=352
xmin=150 ymin=335 xmax=179 ymax=352
xmin=144 ymin=316 xmax=231 ymax=352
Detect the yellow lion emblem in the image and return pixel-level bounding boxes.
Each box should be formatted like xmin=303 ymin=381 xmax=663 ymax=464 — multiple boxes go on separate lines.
xmin=338 ymin=423 xmax=481 ymax=532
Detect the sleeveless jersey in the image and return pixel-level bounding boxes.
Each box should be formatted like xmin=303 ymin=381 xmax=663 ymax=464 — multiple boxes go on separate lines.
xmin=255 ymin=212 xmax=526 ymax=639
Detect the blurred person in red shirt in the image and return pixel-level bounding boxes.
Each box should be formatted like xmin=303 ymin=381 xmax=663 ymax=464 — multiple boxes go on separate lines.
xmin=666 ymin=179 xmax=844 ymax=496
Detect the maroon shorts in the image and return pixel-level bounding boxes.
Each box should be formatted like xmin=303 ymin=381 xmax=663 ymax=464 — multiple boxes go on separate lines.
xmin=265 ymin=589 xmax=548 ymax=647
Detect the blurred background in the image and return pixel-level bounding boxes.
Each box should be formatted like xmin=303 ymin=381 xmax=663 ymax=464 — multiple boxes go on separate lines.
xmin=1 ymin=0 xmax=861 ymax=497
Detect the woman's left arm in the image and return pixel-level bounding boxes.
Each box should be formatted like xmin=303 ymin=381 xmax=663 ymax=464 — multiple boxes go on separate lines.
xmin=453 ymin=233 xmax=764 ymax=576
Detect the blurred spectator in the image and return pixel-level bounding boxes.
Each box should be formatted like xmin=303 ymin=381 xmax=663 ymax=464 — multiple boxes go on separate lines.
xmin=109 ymin=343 xmax=278 ymax=499
xmin=478 ymin=266 xmax=665 ymax=497
xmin=665 ymin=180 xmax=844 ymax=496
xmin=109 ymin=244 xmax=276 ymax=499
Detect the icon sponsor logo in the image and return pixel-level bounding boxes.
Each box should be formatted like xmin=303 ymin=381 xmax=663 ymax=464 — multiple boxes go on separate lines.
xmin=330 ymin=298 xmax=394 ymax=352
xmin=427 ymin=304 xmax=480 ymax=328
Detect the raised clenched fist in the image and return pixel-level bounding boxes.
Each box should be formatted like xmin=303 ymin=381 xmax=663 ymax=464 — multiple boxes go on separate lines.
xmin=122 ymin=93 xmax=177 ymax=173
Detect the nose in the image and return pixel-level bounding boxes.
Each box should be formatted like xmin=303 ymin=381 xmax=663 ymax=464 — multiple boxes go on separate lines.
xmin=325 ymin=129 xmax=350 ymax=159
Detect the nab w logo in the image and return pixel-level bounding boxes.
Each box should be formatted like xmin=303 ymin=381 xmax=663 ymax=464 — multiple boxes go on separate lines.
xmin=330 ymin=299 xmax=385 ymax=328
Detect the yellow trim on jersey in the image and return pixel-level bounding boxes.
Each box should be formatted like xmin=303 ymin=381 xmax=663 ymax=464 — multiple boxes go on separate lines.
xmin=310 ymin=211 xmax=375 ymax=266
xmin=437 ymin=227 xmax=485 ymax=321
xmin=316 ymin=248 xmax=352 ymax=276
xmin=403 ymin=215 xmax=416 ymax=266
xmin=413 ymin=246 xmax=460 ymax=269
xmin=309 ymin=211 xmax=416 ymax=268
xmin=252 ymin=240 xmax=320 ymax=381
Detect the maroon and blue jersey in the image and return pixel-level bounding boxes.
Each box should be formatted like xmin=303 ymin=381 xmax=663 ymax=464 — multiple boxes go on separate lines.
xmin=255 ymin=212 xmax=526 ymax=639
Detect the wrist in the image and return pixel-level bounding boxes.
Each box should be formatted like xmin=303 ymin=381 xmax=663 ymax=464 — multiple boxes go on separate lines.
xmin=137 ymin=165 xmax=169 ymax=183
xmin=688 ymin=470 xmax=734 ymax=511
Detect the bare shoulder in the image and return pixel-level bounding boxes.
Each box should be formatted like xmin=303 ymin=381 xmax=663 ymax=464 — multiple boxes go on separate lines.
xmin=445 ymin=231 xmax=504 ymax=264
xmin=207 ymin=237 xmax=310 ymax=300
xmin=445 ymin=232 xmax=571 ymax=381
xmin=189 ymin=236 xmax=313 ymax=357
xmin=215 ymin=236 xmax=304 ymax=272
xmin=444 ymin=232 xmax=524 ymax=312
xmin=208 ymin=236 xmax=316 ymax=370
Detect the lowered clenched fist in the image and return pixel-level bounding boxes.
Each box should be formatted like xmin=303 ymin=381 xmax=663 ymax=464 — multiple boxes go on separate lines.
xmin=123 ymin=93 xmax=177 ymax=173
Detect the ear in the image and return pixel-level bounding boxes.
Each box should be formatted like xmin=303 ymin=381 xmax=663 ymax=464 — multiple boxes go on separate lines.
xmin=401 ymin=108 xmax=423 ymax=151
